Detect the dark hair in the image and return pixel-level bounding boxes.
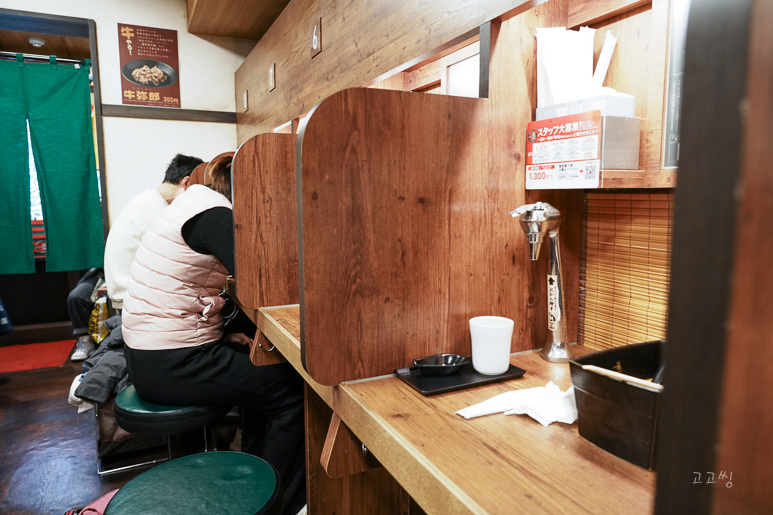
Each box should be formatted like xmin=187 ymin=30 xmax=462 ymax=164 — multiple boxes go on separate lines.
xmin=206 ymin=154 xmax=232 ymax=200
xmin=163 ymin=154 xmax=204 ymax=184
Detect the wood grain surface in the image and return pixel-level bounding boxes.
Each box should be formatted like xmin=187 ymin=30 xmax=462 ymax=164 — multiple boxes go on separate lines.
xmin=306 ymin=385 xmax=416 ymax=515
xmin=297 ymin=1 xmax=584 ymax=386
xmin=569 ymin=0 xmax=650 ymax=27
xmin=321 ymin=412 xmax=381 ymax=478
xmin=653 ymin=0 xmax=754 ymax=512
xmin=0 ymin=29 xmax=91 ymax=60
xmin=234 ymin=0 xmax=539 ymax=141
xmin=256 ymin=305 xmax=655 ymax=515
xmin=642 ymin=0 xmax=669 ymax=172
xmin=712 ymin=0 xmax=773 ymax=511
xmin=232 ymin=134 xmax=299 ymax=310
xmin=586 ymin=0 xmax=668 ymax=174
xmin=188 ymin=162 xmax=208 ymax=186
xmin=598 ymin=169 xmax=676 ymax=188
xmin=204 ymin=151 xmax=234 ymax=183
xmin=186 ymin=0 xmax=287 ymax=40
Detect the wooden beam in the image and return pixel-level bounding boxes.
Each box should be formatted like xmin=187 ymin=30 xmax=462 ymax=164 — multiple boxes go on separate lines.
xmin=568 ymin=0 xmax=650 ymax=27
xmin=100 ymin=104 xmax=236 ymax=123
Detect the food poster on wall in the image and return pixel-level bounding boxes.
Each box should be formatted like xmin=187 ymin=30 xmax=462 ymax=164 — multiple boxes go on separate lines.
xmin=117 ymin=23 xmax=180 ymax=108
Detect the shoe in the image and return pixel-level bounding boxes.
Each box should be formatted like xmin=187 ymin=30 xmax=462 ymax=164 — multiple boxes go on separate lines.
xmin=71 ymin=336 xmax=95 ymax=361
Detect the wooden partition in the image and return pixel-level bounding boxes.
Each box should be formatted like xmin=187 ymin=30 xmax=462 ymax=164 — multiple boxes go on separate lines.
xmin=232 ymin=133 xmax=299 ymax=310
xmin=296 ymin=0 xmax=586 ymax=386
xmin=189 ymin=161 xmax=208 ymax=186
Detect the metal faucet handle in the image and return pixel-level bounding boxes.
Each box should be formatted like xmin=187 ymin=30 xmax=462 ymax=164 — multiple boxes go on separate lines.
xmin=509 ymin=202 xmax=544 ymax=217
xmin=509 ymin=202 xmax=559 ymax=220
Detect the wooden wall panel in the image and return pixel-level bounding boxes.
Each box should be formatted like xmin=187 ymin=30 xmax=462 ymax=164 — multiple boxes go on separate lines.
xmin=235 ymin=0 xmax=540 ymax=143
xmin=589 ymin=0 xmax=669 ymax=171
xmin=488 ymin=1 xmax=583 ymax=356
xmin=591 ymin=5 xmax=651 ymax=121
xmin=643 ymin=0 xmax=669 ymax=171
xmin=298 ymin=0 xmax=579 ymax=386
xmin=232 ymin=134 xmax=299 ymax=309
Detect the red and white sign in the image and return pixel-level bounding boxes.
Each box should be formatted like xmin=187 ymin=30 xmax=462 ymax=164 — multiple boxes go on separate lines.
xmin=526 ymin=111 xmax=601 ymax=189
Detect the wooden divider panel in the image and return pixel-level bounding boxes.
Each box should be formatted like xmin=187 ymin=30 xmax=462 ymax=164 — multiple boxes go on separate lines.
xmin=232 ymin=133 xmax=299 ymax=309
xmin=298 ymin=90 xmax=530 ymax=385
xmin=296 ymin=0 xmax=582 ymax=386
xmin=189 ymin=162 xmax=208 ymax=186
xmin=205 ymin=151 xmax=234 ymax=179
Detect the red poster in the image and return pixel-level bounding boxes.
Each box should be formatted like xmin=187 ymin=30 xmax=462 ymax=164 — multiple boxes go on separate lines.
xmin=525 ymin=111 xmax=601 ymax=189
xmin=118 ymin=23 xmax=180 ymax=108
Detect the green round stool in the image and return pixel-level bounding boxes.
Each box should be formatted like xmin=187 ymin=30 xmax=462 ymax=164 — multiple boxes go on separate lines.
xmin=114 ymin=385 xmax=224 ymax=436
xmin=105 ymin=452 xmax=283 ymax=515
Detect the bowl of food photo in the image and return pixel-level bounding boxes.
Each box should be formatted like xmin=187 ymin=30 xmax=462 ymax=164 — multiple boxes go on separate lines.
xmin=121 ymin=59 xmax=178 ymax=88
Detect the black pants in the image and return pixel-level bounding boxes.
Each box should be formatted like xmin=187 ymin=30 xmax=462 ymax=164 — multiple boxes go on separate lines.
xmin=67 ymin=268 xmax=102 ymax=336
xmin=125 ymin=341 xmax=306 ymax=515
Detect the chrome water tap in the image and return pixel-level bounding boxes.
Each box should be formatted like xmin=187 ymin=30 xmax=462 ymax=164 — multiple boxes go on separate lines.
xmin=510 ymin=202 xmax=573 ymax=363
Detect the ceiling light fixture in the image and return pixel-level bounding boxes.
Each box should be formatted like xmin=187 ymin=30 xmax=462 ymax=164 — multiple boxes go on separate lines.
xmin=29 ymin=37 xmax=46 ymax=48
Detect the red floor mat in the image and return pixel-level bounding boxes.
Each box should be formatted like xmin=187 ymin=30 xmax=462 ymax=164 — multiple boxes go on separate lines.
xmin=0 ymin=339 xmax=76 ymax=374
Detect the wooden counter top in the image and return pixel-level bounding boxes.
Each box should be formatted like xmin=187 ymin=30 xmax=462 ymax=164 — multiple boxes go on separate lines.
xmin=255 ymin=305 xmax=655 ymax=514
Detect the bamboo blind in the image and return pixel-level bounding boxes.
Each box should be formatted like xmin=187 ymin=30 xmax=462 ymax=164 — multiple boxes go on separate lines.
xmin=578 ymin=191 xmax=674 ymax=350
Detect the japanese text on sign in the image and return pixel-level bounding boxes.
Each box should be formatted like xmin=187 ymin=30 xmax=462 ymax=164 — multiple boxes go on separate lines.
xmin=525 ymin=111 xmax=602 ymax=190
xmin=118 ymin=23 xmax=180 ymax=108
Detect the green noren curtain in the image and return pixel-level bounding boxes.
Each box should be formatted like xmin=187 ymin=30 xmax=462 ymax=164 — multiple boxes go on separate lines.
xmin=0 ymin=55 xmax=104 ymax=274
xmin=0 ymin=57 xmax=34 ymax=274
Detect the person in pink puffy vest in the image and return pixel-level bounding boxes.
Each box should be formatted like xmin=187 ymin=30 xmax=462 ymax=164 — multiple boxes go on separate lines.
xmin=122 ymin=155 xmax=305 ymax=515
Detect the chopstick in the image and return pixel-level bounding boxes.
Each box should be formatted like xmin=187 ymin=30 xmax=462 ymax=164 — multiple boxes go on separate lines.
xmin=581 ymin=365 xmax=664 ymax=392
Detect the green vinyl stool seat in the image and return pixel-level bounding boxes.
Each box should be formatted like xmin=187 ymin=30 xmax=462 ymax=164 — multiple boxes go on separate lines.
xmin=105 ymin=452 xmax=283 ymax=515
xmin=114 ymin=385 xmax=223 ymax=436
xmin=104 ymin=385 xmax=231 ymax=475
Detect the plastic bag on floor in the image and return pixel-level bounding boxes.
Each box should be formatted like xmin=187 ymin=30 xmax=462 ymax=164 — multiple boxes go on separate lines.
xmin=88 ymin=297 xmax=109 ymax=344
xmin=68 ymin=374 xmax=95 ymax=413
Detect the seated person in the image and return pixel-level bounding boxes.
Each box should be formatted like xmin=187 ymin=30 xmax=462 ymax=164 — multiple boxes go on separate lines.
xmin=104 ymin=153 xmax=203 ymax=312
xmin=122 ymin=155 xmax=305 ymax=515
xmin=68 ymin=268 xmax=105 ymax=360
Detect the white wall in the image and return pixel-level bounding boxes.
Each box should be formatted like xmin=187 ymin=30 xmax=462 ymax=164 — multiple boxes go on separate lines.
xmin=4 ymin=0 xmax=255 ymax=222
xmin=102 ymin=117 xmax=237 ymax=208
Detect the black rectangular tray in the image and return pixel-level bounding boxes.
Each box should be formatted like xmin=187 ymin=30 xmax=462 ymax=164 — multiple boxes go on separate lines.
xmin=394 ymin=363 xmax=525 ymax=396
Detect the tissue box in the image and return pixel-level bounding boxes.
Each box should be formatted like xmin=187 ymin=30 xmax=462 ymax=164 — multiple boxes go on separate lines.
xmin=536 ymin=92 xmax=636 ymax=121
xmin=569 ymin=340 xmax=665 ymax=469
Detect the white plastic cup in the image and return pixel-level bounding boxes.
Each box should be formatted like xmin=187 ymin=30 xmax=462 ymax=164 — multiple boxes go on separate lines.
xmin=469 ymin=316 xmax=514 ymax=375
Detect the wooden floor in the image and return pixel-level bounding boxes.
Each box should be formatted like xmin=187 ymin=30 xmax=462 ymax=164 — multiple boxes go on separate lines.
xmin=0 ymin=354 xmax=143 ymax=514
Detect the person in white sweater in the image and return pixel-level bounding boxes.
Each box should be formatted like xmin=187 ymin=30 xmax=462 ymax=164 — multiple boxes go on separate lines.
xmin=104 ymin=154 xmax=203 ymax=311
